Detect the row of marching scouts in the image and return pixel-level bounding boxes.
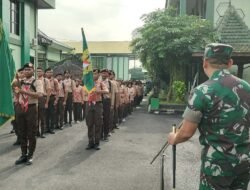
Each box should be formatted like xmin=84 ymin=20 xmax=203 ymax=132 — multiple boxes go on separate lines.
xmin=11 ymin=63 xmax=144 ymax=165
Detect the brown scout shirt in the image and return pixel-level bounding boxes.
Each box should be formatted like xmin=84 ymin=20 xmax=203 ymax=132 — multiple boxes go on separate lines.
xmin=21 ymin=76 xmax=43 ymax=104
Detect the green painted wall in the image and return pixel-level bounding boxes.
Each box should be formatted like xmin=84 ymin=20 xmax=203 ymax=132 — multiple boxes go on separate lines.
xmin=0 ymin=0 xmax=9 ymax=36
xmin=47 ymin=48 xmax=61 ymax=61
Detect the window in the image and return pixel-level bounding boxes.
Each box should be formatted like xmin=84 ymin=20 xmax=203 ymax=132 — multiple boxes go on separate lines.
xmin=10 ymin=0 xmax=20 ymax=35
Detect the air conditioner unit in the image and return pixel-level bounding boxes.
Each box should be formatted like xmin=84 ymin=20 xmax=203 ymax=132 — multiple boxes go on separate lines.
xmin=32 ymin=38 xmax=38 ymax=46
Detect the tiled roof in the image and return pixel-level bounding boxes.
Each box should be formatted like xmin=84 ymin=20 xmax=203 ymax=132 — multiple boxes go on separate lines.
xmin=217 ymin=5 xmax=250 ymax=52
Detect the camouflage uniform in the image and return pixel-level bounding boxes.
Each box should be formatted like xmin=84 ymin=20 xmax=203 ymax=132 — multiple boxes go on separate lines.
xmin=184 ymin=69 xmax=250 ymax=190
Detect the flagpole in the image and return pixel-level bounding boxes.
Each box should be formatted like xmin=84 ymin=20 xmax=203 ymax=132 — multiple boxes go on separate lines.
xmin=172 ymin=124 xmax=177 ymax=190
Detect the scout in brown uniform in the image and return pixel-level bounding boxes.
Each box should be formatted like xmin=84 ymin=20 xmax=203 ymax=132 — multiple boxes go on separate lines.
xmin=86 ymin=69 xmax=108 ymax=150
xmin=73 ymin=79 xmax=84 ymax=123
xmin=109 ymin=70 xmax=119 ymax=133
xmin=36 ymin=67 xmax=51 ymax=138
xmin=55 ymin=73 xmax=65 ymax=130
xmin=45 ymin=68 xmax=59 ymax=134
xmin=100 ymin=69 xmax=112 ymax=141
xmin=63 ymin=70 xmax=75 ymax=126
xmin=128 ymin=82 xmax=135 ymax=114
xmin=111 ymin=72 xmax=120 ymax=129
xmin=12 ymin=67 xmax=25 ymax=145
xmin=118 ymin=81 xmax=126 ymax=124
xmin=138 ymin=81 xmax=144 ymax=105
xmin=82 ymin=83 xmax=89 ymax=121
xmin=14 ymin=63 xmax=43 ymax=165
xmin=123 ymin=82 xmax=129 ymax=119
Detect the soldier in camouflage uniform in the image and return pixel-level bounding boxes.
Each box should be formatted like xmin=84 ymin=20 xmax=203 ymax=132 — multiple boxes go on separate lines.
xmin=168 ymin=43 xmax=250 ymax=190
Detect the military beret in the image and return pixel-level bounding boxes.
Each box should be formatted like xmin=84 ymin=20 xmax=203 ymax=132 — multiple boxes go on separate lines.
xmin=23 ymin=63 xmax=34 ymax=69
xmin=204 ymin=43 xmax=233 ymax=61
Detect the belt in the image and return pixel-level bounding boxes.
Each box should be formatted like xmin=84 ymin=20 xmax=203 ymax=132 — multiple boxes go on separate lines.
xmin=103 ymin=98 xmax=111 ymax=100
xmin=88 ymin=101 xmax=102 ymax=105
xmin=28 ymin=104 xmax=37 ymax=107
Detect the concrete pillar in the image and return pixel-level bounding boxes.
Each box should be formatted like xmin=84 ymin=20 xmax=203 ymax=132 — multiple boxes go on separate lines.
xmin=21 ymin=1 xmax=30 ymax=66
xmin=206 ymin=0 xmax=214 ymax=23
xmin=180 ymin=0 xmax=187 ymax=16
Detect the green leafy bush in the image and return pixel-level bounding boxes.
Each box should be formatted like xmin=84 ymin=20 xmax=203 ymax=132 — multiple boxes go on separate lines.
xmin=172 ymin=81 xmax=186 ymax=103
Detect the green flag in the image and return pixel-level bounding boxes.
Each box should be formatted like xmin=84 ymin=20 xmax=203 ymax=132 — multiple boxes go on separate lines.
xmin=81 ymin=28 xmax=95 ymax=93
xmin=0 ymin=20 xmax=16 ymax=126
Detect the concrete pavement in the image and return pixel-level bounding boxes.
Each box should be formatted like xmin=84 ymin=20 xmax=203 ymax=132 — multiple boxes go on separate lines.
xmin=0 ymin=101 xmax=202 ymax=190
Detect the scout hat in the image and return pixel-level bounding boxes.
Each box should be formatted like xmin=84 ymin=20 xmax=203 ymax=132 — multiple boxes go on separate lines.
xmin=204 ymin=43 xmax=233 ymax=63
xmin=23 ymin=63 xmax=34 ymax=69
xmin=93 ymin=68 xmax=100 ymax=73
xmin=100 ymin=68 xmax=109 ymax=73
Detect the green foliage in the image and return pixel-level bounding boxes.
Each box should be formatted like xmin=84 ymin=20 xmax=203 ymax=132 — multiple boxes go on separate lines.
xmin=0 ymin=20 xmax=3 ymax=43
xmin=129 ymin=67 xmax=145 ymax=80
xmin=158 ymin=88 xmax=168 ymax=100
xmin=131 ymin=8 xmax=216 ymax=83
xmin=172 ymin=81 xmax=186 ymax=103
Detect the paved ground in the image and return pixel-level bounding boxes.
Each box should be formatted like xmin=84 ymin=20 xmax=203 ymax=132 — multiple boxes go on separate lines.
xmin=0 ymin=100 xmax=202 ymax=190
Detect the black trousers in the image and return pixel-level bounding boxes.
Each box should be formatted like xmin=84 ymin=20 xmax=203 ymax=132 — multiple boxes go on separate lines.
xmin=64 ymin=92 xmax=73 ymax=124
xmin=38 ymin=96 xmax=46 ymax=135
xmin=102 ymin=99 xmax=111 ymax=138
xmin=55 ymin=97 xmax=64 ymax=128
xmin=46 ymin=95 xmax=56 ymax=132
xmin=73 ymin=102 xmax=82 ymax=122
xmin=16 ymin=104 xmax=38 ymax=158
xmin=86 ymin=102 xmax=103 ymax=145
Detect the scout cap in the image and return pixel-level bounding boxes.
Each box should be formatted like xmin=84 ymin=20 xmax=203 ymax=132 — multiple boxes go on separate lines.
xmin=100 ymin=68 xmax=109 ymax=73
xmin=45 ymin=68 xmax=52 ymax=72
xmin=204 ymin=43 xmax=233 ymax=63
xmin=93 ymin=68 xmax=100 ymax=73
xmin=55 ymin=73 xmax=63 ymax=77
xmin=18 ymin=67 xmax=24 ymax=72
xmin=23 ymin=63 xmax=34 ymax=69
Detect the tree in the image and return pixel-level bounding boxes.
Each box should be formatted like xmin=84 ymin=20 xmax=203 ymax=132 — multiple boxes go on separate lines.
xmin=131 ymin=8 xmax=216 ymax=101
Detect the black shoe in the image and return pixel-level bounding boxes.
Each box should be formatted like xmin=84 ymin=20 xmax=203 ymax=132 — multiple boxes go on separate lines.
xmin=94 ymin=144 xmax=100 ymax=150
xmin=86 ymin=144 xmax=94 ymax=150
xmin=13 ymin=141 xmax=21 ymax=146
xmin=104 ymin=137 xmax=109 ymax=142
xmin=15 ymin=155 xmax=27 ymax=165
xmin=48 ymin=131 xmax=55 ymax=134
xmin=59 ymin=126 xmax=64 ymax=130
xmin=26 ymin=158 xmax=33 ymax=165
xmin=40 ymin=135 xmax=46 ymax=138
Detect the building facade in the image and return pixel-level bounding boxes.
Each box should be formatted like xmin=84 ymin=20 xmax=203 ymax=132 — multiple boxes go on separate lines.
xmin=0 ymin=0 xmax=56 ymax=69
xmin=65 ymin=41 xmax=134 ymax=80
xmin=1 ymin=0 xmax=73 ymax=71
xmin=166 ymin=0 xmax=250 ymax=84
xmin=165 ymin=0 xmax=250 ymax=28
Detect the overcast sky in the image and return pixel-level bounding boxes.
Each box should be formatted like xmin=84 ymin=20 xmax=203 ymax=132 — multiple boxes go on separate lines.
xmin=38 ymin=0 xmax=165 ymax=41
